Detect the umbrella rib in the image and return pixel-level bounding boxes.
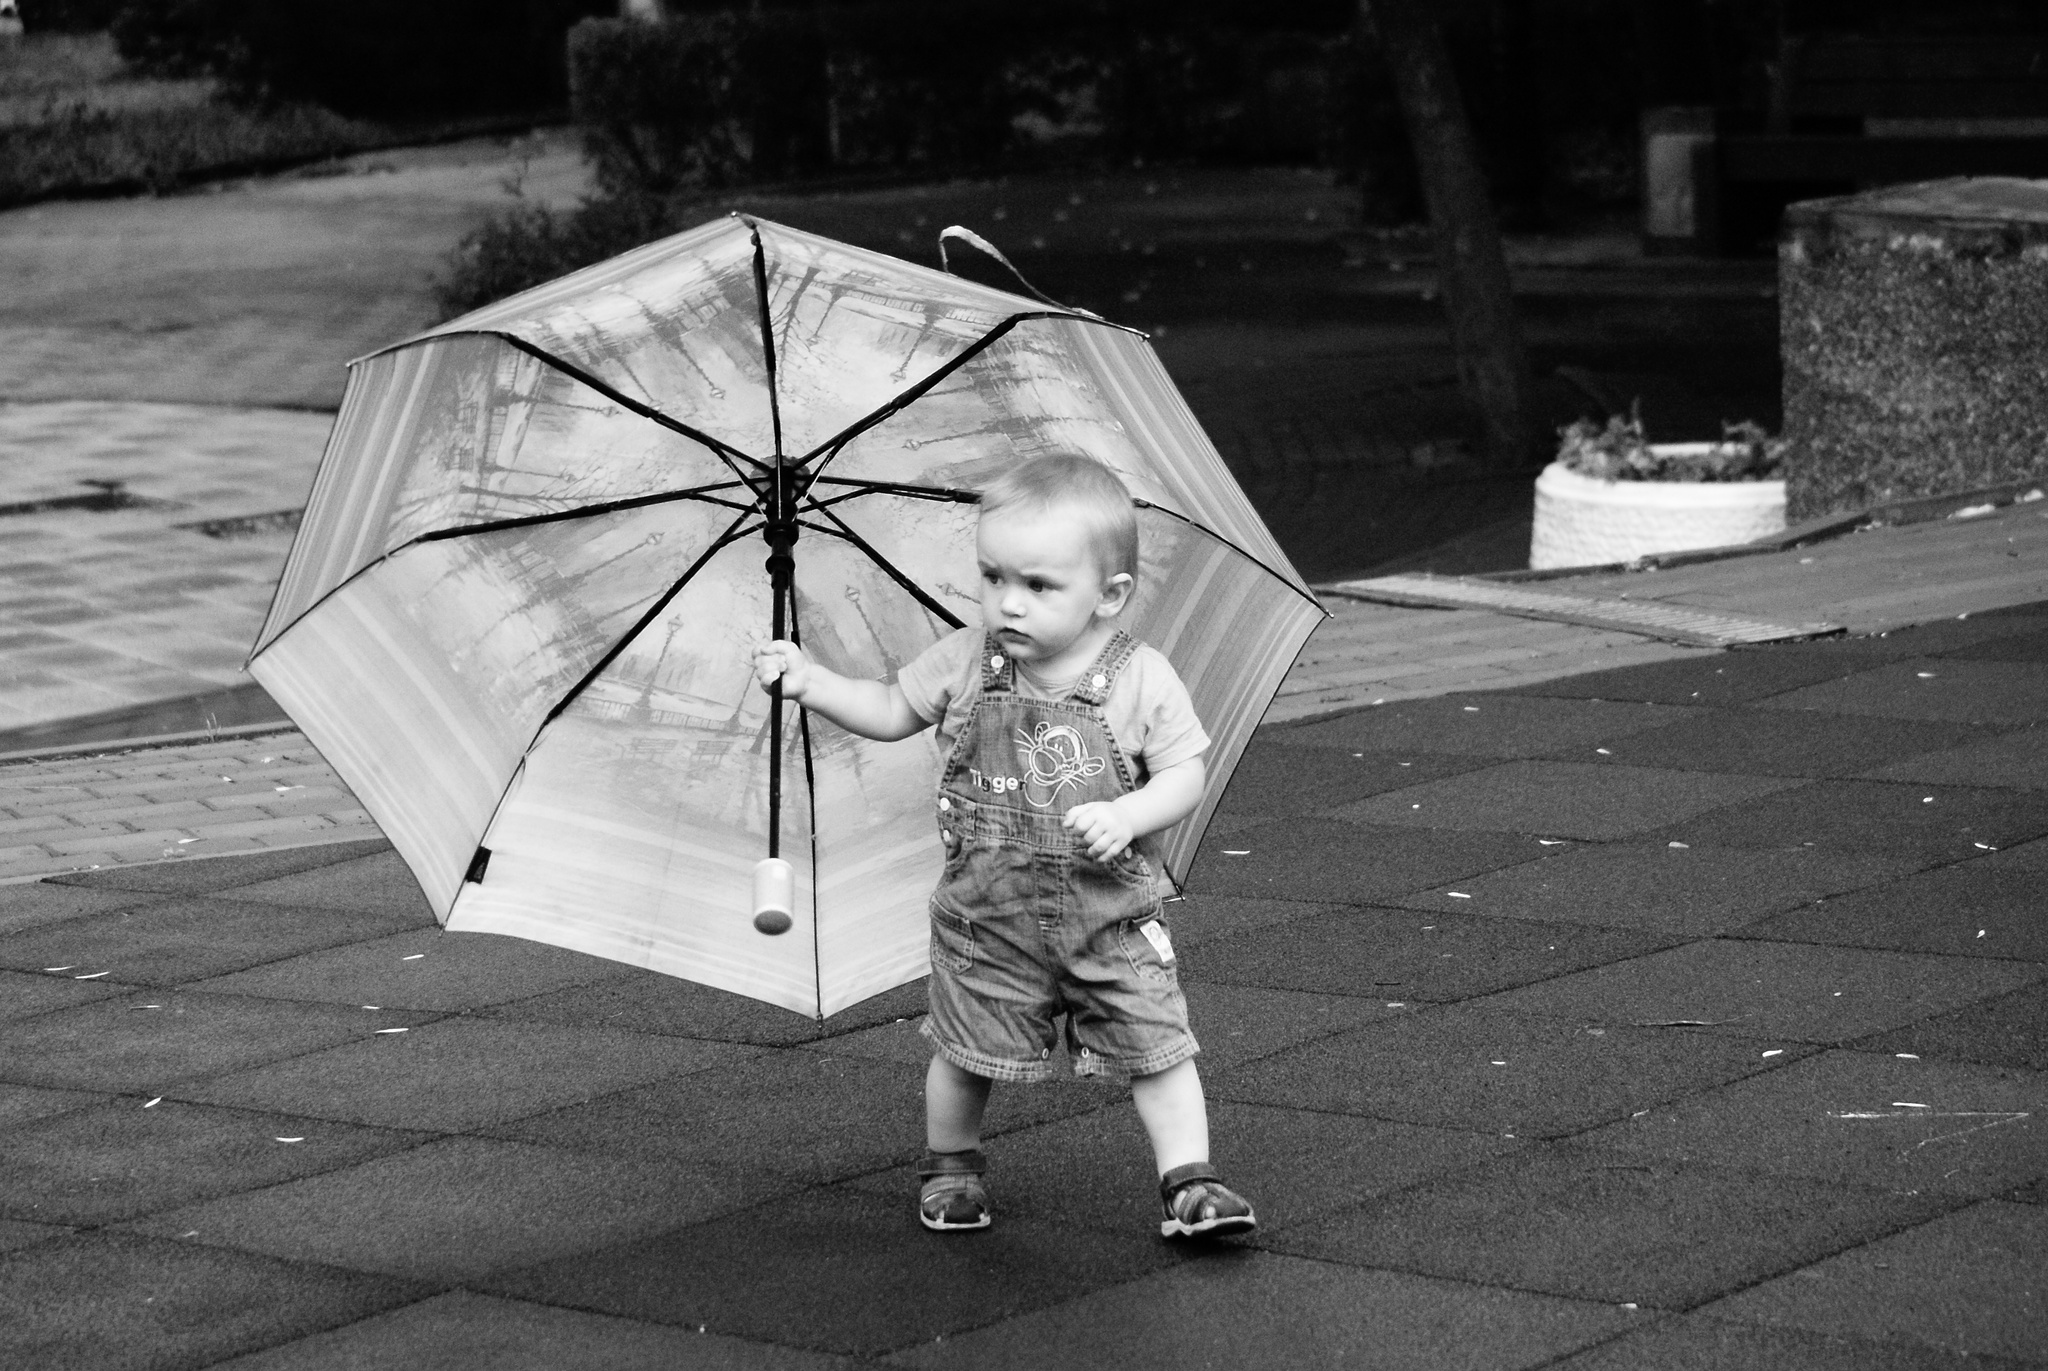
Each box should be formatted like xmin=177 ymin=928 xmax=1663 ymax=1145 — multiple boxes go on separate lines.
xmin=795 ymin=511 xmax=966 ymax=630
xmin=792 ymin=310 xmax=1138 ymax=479
xmin=743 ymin=219 xmax=786 ymax=461
xmin=444 ymin=331 xmax=773 ymax=494
xmin=535 ymin=511 xmax=762 ymax=733
xmin=1133 ymin=499 xmax=1329 ymax=617
xmin=804 ymin=478 xmax=982 ymax=510
xmin=411 ymin=482 xmax=759 ymax=545
xmin=246 ymin=485 xmax=759 ymax=666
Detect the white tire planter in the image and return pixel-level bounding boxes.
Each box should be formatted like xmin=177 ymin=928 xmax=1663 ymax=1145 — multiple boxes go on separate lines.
xmin=1529 ymin=448 xmax=1786 ymax=570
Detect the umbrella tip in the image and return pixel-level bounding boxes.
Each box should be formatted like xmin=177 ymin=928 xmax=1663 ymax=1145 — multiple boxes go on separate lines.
xmin=753 ymin=857 xmax=795 ymax=936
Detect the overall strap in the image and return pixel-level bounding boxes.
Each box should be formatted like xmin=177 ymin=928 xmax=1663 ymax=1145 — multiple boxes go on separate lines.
xmin=979 ymin=633 xmax=1017 ymax=694
xmin=1068 ymin=631 xmax=1139 ymax=707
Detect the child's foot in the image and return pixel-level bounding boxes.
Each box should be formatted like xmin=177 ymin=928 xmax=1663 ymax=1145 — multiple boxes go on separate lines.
xmin=1159 ymin=1163 xmax=1257 ymax=1239
xmin=917 ymin=1149 xmax=991 ymax=1231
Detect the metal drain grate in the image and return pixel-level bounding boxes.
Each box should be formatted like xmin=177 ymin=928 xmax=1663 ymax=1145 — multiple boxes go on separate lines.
xmin=1324 ymin=574 xmax=1843 ymax=647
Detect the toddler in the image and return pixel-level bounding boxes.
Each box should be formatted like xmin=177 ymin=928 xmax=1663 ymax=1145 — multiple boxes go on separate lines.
xmin=752 ymin=454 xmax=1255 ymax=1239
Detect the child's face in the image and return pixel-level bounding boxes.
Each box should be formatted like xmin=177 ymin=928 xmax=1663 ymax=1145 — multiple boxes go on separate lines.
xmin=976 ymin=503 xmax=1131 ymax=670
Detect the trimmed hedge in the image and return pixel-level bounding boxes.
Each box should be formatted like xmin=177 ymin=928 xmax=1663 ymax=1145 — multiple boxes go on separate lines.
xmin=108 ymin=0 xmax=613 ymax=117
xmin=18 ymin=0 xmax=126 ymax=31
xmin=567 ymin=3 xmax=1359 ymax=193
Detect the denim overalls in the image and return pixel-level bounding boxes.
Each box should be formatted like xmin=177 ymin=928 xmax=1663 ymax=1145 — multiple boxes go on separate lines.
xmin=920 ymin=630 xmax=1198 ymax=1082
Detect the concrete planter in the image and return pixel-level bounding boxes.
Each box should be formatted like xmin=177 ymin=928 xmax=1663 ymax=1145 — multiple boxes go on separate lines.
xmin=1782 ymin=178 xmax=2048 ymax=521
xmin=1529 ymin=451 xmax=1786 ymax=569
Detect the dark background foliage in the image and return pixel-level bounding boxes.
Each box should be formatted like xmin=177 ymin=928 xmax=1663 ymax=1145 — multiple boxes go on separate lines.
xmin=102 ymin=0 xmax=615 ymax=117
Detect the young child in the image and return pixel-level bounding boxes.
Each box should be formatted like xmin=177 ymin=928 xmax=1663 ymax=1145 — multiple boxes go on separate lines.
xmin=751 ymin=454 xmax=1256 ymax=1240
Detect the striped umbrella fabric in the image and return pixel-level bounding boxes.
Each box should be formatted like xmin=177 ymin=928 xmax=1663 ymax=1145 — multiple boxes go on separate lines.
xmin=248 ymin=215 xmax=1325 ymax=1018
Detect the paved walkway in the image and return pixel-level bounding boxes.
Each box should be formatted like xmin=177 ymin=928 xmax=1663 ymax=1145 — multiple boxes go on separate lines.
xmin=2 ymin=591 xmax=2041 ymax=1369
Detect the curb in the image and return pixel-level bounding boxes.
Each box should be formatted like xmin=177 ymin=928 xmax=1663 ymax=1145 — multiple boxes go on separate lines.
xmin=0 ymin=721 xmax=302 ymax=769
xmin=1473 ymin=476 xmax=2048 ymax=585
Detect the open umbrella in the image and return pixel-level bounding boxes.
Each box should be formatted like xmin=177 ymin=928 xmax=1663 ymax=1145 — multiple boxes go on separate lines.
xmin=247 ymin=215 xmax=1324 ymax=1018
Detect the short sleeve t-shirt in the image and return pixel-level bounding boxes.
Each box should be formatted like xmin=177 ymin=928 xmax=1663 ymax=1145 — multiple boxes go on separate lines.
xmin=896 ymin=626 xmax=1209 ymax=782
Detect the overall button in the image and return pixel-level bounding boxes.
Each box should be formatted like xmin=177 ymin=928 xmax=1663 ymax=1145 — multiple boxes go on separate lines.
xmin=941 ymin=829 xmax=953 ymax=843
xmin=938 ymin=796 xmax=952 ymax=811
xmin=990 ymin=655 xmax=1004 ymax=671
xmin=1091 ymin=673 xmax=1107 ymax=689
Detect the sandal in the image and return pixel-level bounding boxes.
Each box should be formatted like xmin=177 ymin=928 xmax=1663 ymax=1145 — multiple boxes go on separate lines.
xmin=1159 ymin=1162 xmax=1257 ymax=1239
xmin=917 ymin=1149 xmax=991 ymax=1231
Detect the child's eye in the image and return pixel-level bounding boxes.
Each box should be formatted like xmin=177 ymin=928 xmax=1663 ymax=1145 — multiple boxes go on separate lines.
xmin=1027 ymin=579 xmax=1047 ymax=593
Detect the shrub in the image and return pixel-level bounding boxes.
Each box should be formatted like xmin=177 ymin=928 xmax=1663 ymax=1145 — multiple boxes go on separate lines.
xmin=0 ymin=96 xmax=384 ymax=205
xmin=1557 ymin=408 xmax=1786 ymax=482
xmin=109 ymin=0 xmax=613 ymax=118
xmin=567 ymin=2 xmax=1357 ymax=195
xmin=434 ymin=190 xmax=676 ymax=320
xmin=18 ymin=0 xmax=126 ymax=32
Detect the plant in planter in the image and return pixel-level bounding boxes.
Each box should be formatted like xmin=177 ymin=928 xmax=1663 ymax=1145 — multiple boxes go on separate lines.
xmin=1529 ymin=408 xmax=1788 ymax=570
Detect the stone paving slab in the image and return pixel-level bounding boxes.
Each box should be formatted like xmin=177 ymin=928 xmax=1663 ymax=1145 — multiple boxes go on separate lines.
xmin=1389 ymin=843 xmax=1920 ymax=938
xmin=0 ymin=893 xmax=421 ymax=985
xmin=0 ymin=988 xmax=443 ymax=1094
xmin=1743 ymin=861 xmax=2048 ymax=962
xmin=1864 ymin=725 xmax=2048 ymax=790
xmin=1762 ymin=659 xmax=2048 ymax=726
xmin=186 ymin=926 xmax=634 ymax=1013
xmin=1485 ymin=939 xmax=2046 ymax=1046
xmin=213 ymin=1289 xmax=860 ymax=1371
xmin=1571 ymin=1050 xmax=2047 ymax=1200
xmin=1695 ymin=1201 xmax=2048 ymax=1363
xmin=1187 ymin=902 xmax=1672 ymax=1005
xmin=1266 ymin=1143 xmax=1960 ymax=1311
xmin=0 ymin=1097 xmax=429 ymax=1227
xmin=1581 ymin=709 xmax=2006 ymax=779
xmin=121 ymin=1134 xmax=773 ymax=1286
xmin=175 ymin=1016 xmax=755 ymax=1134
xmin=1550 ymin=1314 xmax=2037 ymax=1371
xmin=1644 ymin=777 xmax=2048 ymax=864
xmin=1856 ymin=983 xmax=2048 ymax=1074
xmin=883 ymin=1250 xmax=1637 ymax=1371
xmin=1209 ymin=1004 xmax=1804 ymax=1140
xmin=1185 ymin=816 xmax=1552 ymax=904
xmin=0 ymin=1231 xmax=426 ymax=1371
xmin=481 ymin=1186 xmax=1188 ymax=1360
xmin=1333 ymin=759 xmax=1801 ymax=840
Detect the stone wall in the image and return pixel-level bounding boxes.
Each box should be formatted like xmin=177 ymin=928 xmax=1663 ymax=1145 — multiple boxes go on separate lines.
xmin=1780 ymin=178 xmax=2048 ymax=520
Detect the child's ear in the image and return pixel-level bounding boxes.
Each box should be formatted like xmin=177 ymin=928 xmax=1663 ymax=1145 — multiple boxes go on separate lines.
xmin=1096 ymin=573 xmax=1134 ymax=618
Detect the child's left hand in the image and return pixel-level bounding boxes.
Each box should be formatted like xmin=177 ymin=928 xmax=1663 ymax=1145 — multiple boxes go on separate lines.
xmin=1063 ymin=801 xmax=1134 ymax=862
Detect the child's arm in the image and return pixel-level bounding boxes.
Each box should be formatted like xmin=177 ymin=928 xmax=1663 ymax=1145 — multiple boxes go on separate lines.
xmin=1062 ymin=756 xmax=1206 ymax=863
xmin=752 ymin=640 xmax=929 ymax=742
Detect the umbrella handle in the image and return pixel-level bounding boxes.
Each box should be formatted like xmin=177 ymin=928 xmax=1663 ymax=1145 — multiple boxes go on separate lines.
xmin=753 ymin=856 xmax=794 ymax=936
xmin=937 ymin=226 xmax=1100 ymax=319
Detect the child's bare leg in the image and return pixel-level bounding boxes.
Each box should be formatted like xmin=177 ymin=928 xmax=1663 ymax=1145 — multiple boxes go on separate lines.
xmin=1135 ymin=1058 xmax=1255 ymax=1237
xmin=925 ymin=1053 xmax=993 ymax=1153
xmin=1130 ymin=1058 xmax=1209 ymax=1175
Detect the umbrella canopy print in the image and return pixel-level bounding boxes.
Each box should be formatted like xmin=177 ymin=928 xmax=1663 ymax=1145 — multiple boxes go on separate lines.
xmin=247 ymin=215 xmax=1325 ymax=1018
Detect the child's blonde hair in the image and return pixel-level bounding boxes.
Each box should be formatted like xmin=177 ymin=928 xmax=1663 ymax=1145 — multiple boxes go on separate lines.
xmin=978 ymin=455 xmax=1139 ymax=583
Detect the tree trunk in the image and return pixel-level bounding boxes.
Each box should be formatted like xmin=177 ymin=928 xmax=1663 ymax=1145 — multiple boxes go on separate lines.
xmin=1361 ymin=0 xmax=1535 ymax=470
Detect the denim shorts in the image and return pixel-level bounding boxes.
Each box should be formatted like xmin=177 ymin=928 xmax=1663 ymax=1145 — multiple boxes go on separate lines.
xmin=921 ymin=833 xmax=1200 ymax=1083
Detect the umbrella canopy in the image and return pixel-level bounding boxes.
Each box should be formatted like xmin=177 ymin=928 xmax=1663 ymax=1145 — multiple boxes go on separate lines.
xmin=248 ymin=215 xmax=1324 ymax=1018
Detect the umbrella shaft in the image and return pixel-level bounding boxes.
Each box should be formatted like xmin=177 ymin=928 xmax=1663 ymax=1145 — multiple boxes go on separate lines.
xmin=764 ymin=476 xmax=798 ymax=862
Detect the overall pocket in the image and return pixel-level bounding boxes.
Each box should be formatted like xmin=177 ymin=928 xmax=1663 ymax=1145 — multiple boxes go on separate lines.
xmin=929 ymin=901 xmax=975 ymax=973
xmin=1117 ymin=915 xmax=1178 ymax=985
